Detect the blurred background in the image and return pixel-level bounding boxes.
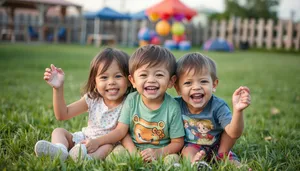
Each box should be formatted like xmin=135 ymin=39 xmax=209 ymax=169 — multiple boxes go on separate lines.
xmin=0 ymin=0 xmax=299 ymax=51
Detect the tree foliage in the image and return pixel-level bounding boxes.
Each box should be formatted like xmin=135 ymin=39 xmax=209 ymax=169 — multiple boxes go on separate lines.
xmin=209 ymin=0 xmax=279 ymax=20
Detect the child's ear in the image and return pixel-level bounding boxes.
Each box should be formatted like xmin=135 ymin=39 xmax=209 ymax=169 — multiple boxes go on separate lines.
xmin=174 ymin=83 xmax=181 ymax=95
xmin=128 ymin=75 xmax=136 ymax=88
xmin=168 ymin=75 xmax=177 ymax=88
xmin=213 ymin=79 xmax=219 ymax=93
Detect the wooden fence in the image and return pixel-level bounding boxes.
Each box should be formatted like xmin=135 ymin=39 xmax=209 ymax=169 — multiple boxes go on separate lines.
xmin=190 ymin=17 xmax=300 ymax=51
xmin=0 ymin=11 xmax=299 ymax=51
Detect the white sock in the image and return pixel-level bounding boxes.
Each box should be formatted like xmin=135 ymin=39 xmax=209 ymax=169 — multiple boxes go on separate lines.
xmin=55 ymin=143 xmax=68 ymax=152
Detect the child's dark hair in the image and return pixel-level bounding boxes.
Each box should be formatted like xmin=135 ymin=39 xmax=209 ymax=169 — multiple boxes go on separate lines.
xmin=82 ymin=48 xmax=131 ymax=99
xmin=176 ymin=52 xmax=218 ymax=81
xmin=129 ymin=45 xmax=176 ymax=76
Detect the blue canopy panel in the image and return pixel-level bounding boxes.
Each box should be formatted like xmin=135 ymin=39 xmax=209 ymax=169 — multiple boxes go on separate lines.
xmin=129 ymin=10 xmax=148 ymax=20
xmin=203 ymin=38 xmax=234 ymax=52
xmin=84 ymin=7 xmax=130 ymax=20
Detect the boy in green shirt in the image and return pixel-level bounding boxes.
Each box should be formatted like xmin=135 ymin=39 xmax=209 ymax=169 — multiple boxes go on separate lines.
xmin=82 ymin=45 xmax=185 ymax=163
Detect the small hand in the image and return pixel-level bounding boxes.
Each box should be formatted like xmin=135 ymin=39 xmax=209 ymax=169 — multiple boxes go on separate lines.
xmin=140 ymin=148 xmax=160 ymax=162
xmin=81 ymin=139 xmax=99 ymax=153
xmin=232 ymin=86 xmax=251 ymax=111
xmin=43 ymin=64 xmax=64 ymax=88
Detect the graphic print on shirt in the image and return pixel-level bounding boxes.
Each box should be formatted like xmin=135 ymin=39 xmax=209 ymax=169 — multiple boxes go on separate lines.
xmin=182 ymin=115 xmax=216 ymax=145
xmin=132 ymin=115 xmax=165 ymax=145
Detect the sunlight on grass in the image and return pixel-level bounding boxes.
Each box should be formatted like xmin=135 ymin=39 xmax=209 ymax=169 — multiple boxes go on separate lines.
xmin=1 ymin=43 xmax=300 ymax=170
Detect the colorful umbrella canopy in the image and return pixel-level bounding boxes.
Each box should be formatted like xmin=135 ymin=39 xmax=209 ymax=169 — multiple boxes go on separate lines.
xmin=145 ymin=0 xmax=197 ymax=20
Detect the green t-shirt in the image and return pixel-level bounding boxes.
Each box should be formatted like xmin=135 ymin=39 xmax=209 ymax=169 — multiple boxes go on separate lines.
xmin=119 ymin=91 xmax=185 ymax=150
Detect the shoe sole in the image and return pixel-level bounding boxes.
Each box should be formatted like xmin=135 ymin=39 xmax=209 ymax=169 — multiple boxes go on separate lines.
xmin=34 ymin=140 xmax=68 ymax=161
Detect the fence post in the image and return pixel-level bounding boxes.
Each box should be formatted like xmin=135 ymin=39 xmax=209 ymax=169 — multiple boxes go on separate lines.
xmin=275 ymin=20 xmax=283 ymax=49
xmin=211 ymin=20 xmax=217 ymax=39
xmin=241 ymin=18 xmax=248 ymax=43
xmin=285 ymin=20 xmax=293 ymax=50
xmin=248 ymin=19 xmax=255 ymax=47
xmin=294 ymin=23 xmax=300 ymax=51
xmin=219 ymin=19 xmax=226 ymax=39
xmin=256 ymin=18 xmax=264 ymax=48
xmin=266 ymin=19 xmax=274 ymax=50
xmin=234 ymin=17 xmax=241 ymax=48
xmin=227 ymin=17 xmax=234 ymax=44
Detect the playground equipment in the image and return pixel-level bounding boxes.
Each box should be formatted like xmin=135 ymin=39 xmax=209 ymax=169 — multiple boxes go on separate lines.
xmin=145 ymin=0 xmax=197 ymax=50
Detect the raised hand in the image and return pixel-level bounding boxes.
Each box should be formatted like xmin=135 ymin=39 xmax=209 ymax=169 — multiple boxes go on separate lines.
xmin=232 ymin=86 xmax=251 ymax=111
xmin=43 ymin=64 xmax=64 ymax=88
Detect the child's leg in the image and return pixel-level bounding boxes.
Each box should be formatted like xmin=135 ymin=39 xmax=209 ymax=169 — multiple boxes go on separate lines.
xmin=217 ymin=131 xmax=241 ymax=167
xmin=164 ymin=154 xmax=180 ymax=166
xmin=217 ymin=131 xmax=236 ymax=155
xmin=89 ymin=144 xmax=114 ymax=160
xmin=35 ymin=128 xmax=74 ymax=161
xmin=51 ymin=128 xmax=75 ymax=149
xmin=106 ymin=144 xmax=130 ymax=162
xmin=69 ymin=143 xmax=114 ymax=162
xmin=181 ymin=144 xmax=205 ymax=164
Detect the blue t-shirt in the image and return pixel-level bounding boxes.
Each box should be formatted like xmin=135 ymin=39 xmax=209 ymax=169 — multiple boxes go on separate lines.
xmin=175 ymin=95 xmax=232 ymax=146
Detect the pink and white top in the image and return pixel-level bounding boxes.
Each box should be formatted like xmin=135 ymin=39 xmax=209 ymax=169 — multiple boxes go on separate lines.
xmin=81 ymin=94 xmax=124 ymax=139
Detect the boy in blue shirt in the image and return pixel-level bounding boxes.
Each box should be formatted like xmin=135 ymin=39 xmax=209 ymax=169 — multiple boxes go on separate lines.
xmin=174 ymin=52 xmax=251 ymax=168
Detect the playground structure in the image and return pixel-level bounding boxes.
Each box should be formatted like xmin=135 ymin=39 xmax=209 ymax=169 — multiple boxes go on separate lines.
xmin=0 ymin=0 xmax=83 ymax=43
xmin=137 ymin=0 xmax=197 ymax=50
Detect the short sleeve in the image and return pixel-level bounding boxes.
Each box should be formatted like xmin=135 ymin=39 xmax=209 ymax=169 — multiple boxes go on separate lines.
xmin=169 ymin=102 xmax=185 ymax=139
xmin=215 ymin=103 xmax=232 ymax=128
xmin=118 ymin=96 xmax=131 ymax=125
xmin=84 ymin=94 xmax=92 ymax=112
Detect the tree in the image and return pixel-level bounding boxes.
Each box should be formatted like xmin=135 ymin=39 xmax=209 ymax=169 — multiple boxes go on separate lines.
xmin=209 ymin=0 xmax=279 ymax=20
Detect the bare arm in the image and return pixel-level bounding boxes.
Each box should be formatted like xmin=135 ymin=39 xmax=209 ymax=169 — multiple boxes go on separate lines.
xmin=44 ymin=64 xmax=87 ymax=121
xmin=84 ymin=122 xmax=129 ymax=153
xmin=224 ymin=86 xmax=251 ymax=139
xmin=121 ymin=133 xmax=137 ymax=154
xmin=53 ymin=88 xmax=87 ymax=120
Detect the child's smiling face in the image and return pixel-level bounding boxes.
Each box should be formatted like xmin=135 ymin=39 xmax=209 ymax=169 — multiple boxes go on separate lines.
xmin=129 ymin=63 xmax=174 ymax=104
xmin=175 ymin=69 xmax=218 ymax=114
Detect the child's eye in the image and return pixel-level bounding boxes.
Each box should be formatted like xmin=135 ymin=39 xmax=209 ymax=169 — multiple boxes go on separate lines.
xmin=183 ymin=81 xmax=191 ymax=85
xmin=156 ymin=73 xmax=164 ymax=77
xmin=100 ymin=76 xmax=107 ymax=80
xmin=201 ymin=80 xmax=209 ymax=84
xmin=139 ymin=74 xmax=147 ymax=77
xmin=115 ymin=74 xmax=123 ymax=78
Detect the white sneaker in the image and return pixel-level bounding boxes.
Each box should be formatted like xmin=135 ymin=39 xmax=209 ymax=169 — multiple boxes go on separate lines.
xmin=69 ymin=144 xmax=92 ymax=162
xmin=34 ymin=140 xmax=68 ymax=161
xmin=196 ymin=161 xmax=212 ymax=171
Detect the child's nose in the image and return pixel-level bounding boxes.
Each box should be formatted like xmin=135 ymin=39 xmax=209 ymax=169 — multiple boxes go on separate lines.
xmin=192 ymin=83 xmax=202 ymax=90
xmin=108 ymin=78 xmax=116 ymax=85
xmin=147 ymin=75 xmax=156 ymax=82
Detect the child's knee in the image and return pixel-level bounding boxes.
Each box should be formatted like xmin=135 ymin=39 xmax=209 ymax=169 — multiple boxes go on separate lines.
xmin=164 ymin=154 xmax=180 ymax=165
xmin=52 ymin=128 xmax=67 ymax=136
xmin=112 ymin=145 xmax=126 ymax=153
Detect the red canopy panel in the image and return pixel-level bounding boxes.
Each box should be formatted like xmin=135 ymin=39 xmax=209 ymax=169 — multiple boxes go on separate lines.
xmin=146 ymin=0 xmax=197 ymax=19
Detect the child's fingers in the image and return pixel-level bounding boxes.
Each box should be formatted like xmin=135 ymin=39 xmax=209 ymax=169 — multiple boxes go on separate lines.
xmin=45 ymin=68 xmax=51 ymax=72
xmin=233 ymin=86 xmax=243 ymax=96
xmin=44 ymin=72 xmax=52 ymax=77
xmin=241 ymin=86 xmax=250 ymax=94
xmin=56 ymin=68 xmax=64 ymax=74
xmin=50 ymin=64 xmax=56 ymax=71
xmin=44 ymin=76 xmax=50 ymax=81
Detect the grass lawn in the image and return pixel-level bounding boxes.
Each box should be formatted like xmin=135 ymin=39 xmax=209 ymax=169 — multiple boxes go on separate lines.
xmin=0 ymin=43 xmax=299 ymax=170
